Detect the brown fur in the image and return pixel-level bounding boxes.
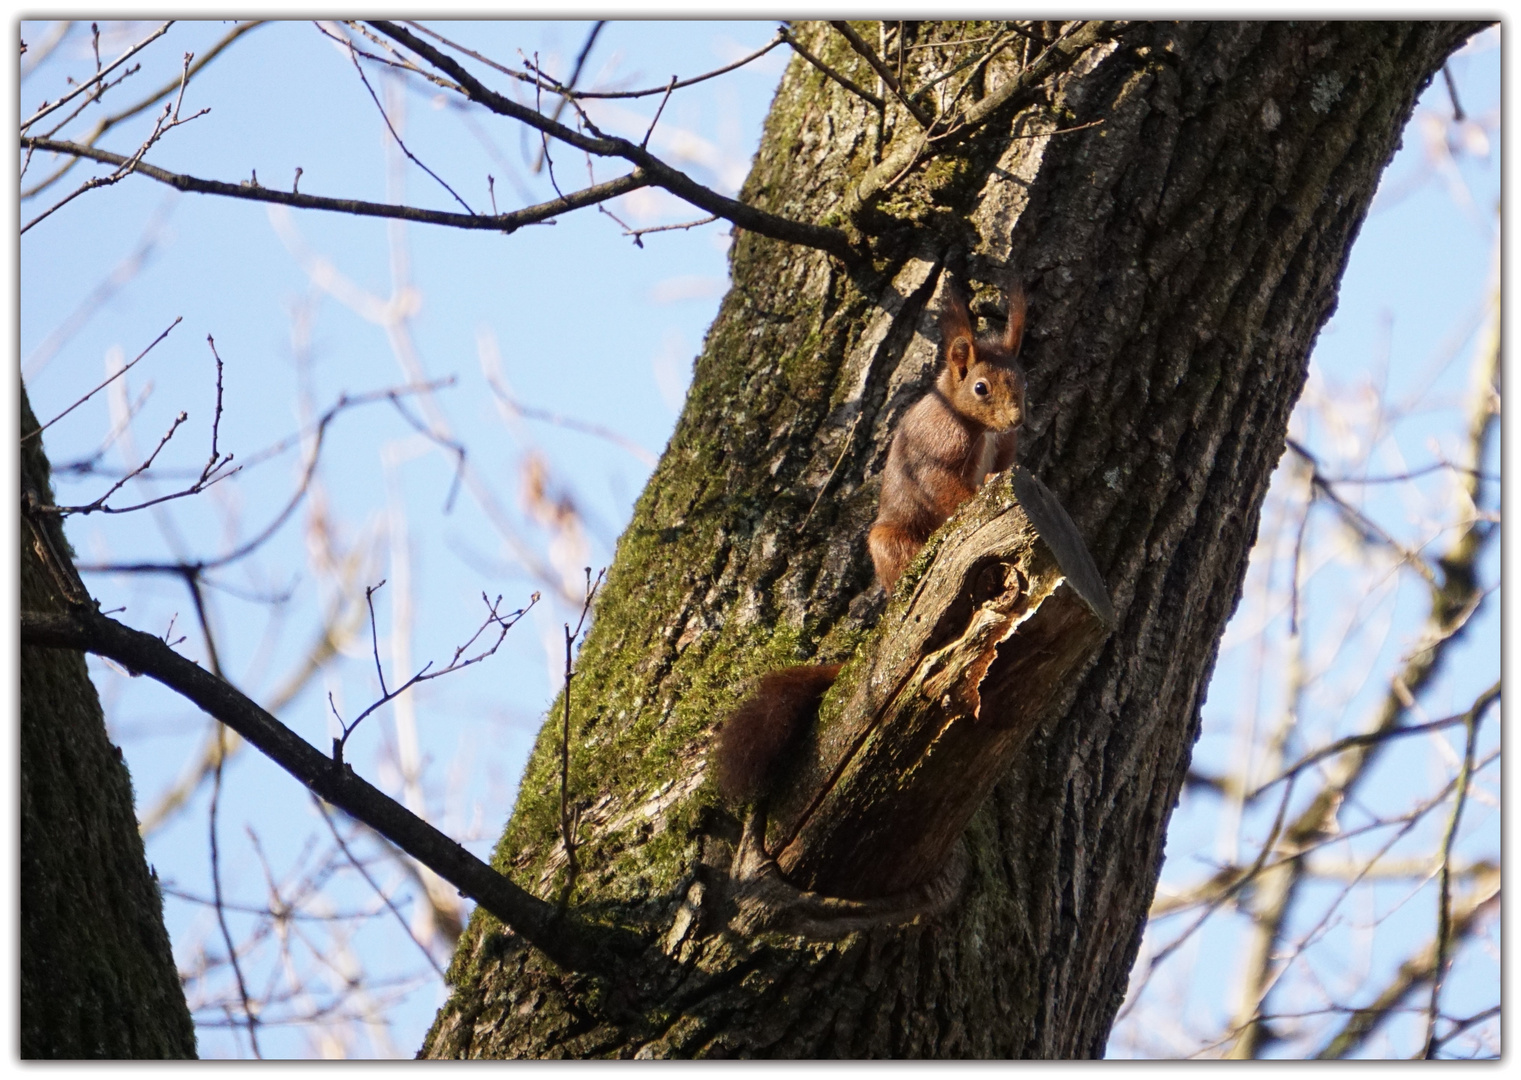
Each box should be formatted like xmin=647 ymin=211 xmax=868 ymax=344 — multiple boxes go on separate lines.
xmin=869 ymin=283 xmax=1027 ymax=592
xmin=715 ymin=664 xmax=841 ymax=805
xmin=714 ymin=284 xmax=1028 ymax=805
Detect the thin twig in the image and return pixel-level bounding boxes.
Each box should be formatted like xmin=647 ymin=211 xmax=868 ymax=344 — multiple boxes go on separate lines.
xmin=22 ymin=22 xmax=264 ymax=201
xmin=169 ymin=50 xmax=192 ymax=121
xmin=558 ymin=567 xmax=605 ymax=907
xmin=622 ymin=213 xmax=719 ymax=248
xmin=77 ymin=379 xmax=455 ymax=578
xmin=404 ymin=20 xmax=784 ymax=101
xmin=1421 ymin=684 xmax=1487 ymax=1057
xmin=24 ymin=315 xmax=182 ymax=441
xmin=780 ymin=25 xmax=884 ymax=110
xmin=382 ymin=393 xmax=468 ymax=511
xmin=38 ymin=60 xmax=146 ymax=141
xmin=1248 ymin=682 xmax=1499 ymax=801
xmin=201 ymin=336 xmax=231 ymax=481
xmin=906 ymin=27 xmax=1021 ymax=111
xmin=641 ymin=76 xmax=678 ymax=149
xmin=797 ymin=412 xmax=861 ymax=533
xmin=343 ymin=32 xmax=474 ymax=214
xmin=314 ymin=797 xmax=446 ymax=979
xmin=1137 ymin=776 xmax=1299 ymax=975
xmin=1287 ymin=438 xmax=1439 ymax=586
xmin=210 ymin=722 xmax=262 ymax=1057
xmin=484 ymin=382 xmax=656 ymax=465
xmin=71 ymin=410 xmax=189 ymax=510
xmin=20 ymin=20 xmax=173 ymax=131
xmin=531 ymin=20 xmax=604 ymax=173
xmin=829 ymin=20 xmax=933 ymax=127
xmin=161 ymin=883 xmax=387 ymax=923
xmin=331 ymin=586 xmax=539 ymax=761
xmin=36 ymin=337 xmax=240 ymax=518
xmin=23 ymin=94 xmax=211 ymax=234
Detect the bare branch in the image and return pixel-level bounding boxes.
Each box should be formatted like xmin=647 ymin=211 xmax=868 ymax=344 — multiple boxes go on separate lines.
xmin=209 ymin=722 xmax=262 ymax=1057
xmin=314 ymin=798 xmax=446 ymax=979
xmin=23 ymin=22 xmax=264 ymax=201
xmin=20 ymin=20 xmax=173 ymax=131
xmin=1421 ymin=680 xmax=1488 ymax=1057
xmin=779 ymin=25 xmax=884 ymax=110
xmin=23 ymin=315 xmax=182 ymax=441
xmin=403 ymin=20 xmax=785 ymax=101
xmin=828 ymin=20 xmax=933 ymax=126
xmin=365 ymin=21 xmax=863 ymax=265
xmin=557 ymin=567 xmax=604 ymax=906
xmin=20 ymin=603 xmax=626 ymax=974
xmin=21 ymin=135 xmax=654 ymax=233
xmin=330 ymin=586 xmax=539 ymax=762
xmin=342 ymin=33 xmax=474 ymax=215
xmin=1247 ymin=682 xmax=1500 ymax=801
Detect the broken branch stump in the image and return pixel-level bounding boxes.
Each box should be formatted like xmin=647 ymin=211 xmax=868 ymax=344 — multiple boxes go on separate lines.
xmin=767 ymin=466 xmax=1115 ymax=900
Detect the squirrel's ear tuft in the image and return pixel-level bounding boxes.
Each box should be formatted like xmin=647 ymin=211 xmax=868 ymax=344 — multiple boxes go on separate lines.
xmin=939 ymin=289 xmax=975 ymax=376
xmin=1004 ymin=284 xmax=1026 ymax=356
xmin=946 ymin=336 xmax=972 ymax=375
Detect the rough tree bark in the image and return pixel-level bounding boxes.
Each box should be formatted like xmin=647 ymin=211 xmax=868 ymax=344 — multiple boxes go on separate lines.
xmin=20 ymin=384 xmax=197 ymax=1058
xmin=419 ymin=21 xmax=1478 ymax=1058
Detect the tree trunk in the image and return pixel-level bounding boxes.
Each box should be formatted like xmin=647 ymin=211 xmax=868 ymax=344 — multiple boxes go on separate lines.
xmin=422 ymin=21 xmax=1478 ymax=1058
xmin=20 ymin=383 xmax=197 ymax=1058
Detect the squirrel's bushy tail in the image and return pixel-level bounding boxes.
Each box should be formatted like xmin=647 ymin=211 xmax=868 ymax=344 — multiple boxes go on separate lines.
xmin=715 ymin=663 xmax=842 ymax=805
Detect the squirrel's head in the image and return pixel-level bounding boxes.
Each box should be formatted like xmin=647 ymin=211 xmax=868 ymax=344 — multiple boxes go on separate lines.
xmin=938 ymin=283 xmax=1027 ymax=434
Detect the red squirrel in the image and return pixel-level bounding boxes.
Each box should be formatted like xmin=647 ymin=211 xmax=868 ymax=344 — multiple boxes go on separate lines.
xmin=715 ymin=282 xmax=1028 ymax=806
xmin=869 ymin=283 xmax=1027 ymax=591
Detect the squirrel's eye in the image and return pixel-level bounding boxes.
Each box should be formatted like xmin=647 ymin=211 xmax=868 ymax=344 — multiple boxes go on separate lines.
xmin=973 ymin=380 xmax=989 ymax=397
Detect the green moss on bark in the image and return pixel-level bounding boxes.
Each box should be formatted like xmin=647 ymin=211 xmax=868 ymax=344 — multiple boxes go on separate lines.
xmin=425 ymin=21 xmax=1479 ymax=1059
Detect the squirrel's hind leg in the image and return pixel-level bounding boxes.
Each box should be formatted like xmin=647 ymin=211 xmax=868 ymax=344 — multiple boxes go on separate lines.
xmin=869 ymin=522 xmax=924 ymax=593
